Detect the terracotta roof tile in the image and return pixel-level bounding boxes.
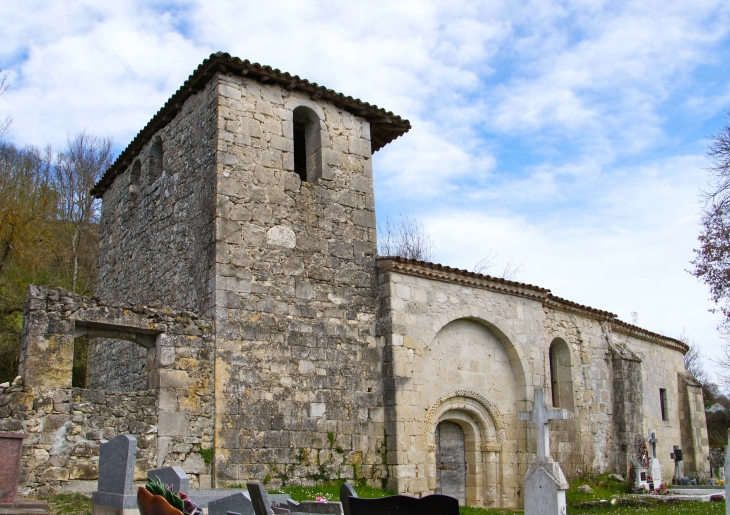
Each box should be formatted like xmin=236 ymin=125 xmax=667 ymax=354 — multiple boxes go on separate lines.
xmin=92 ymin=52 xmax=411 ymax=197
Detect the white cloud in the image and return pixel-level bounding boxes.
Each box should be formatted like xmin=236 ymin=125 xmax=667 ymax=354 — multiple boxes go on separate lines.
xmin=2 ymin=0 xmax=730 ymax=377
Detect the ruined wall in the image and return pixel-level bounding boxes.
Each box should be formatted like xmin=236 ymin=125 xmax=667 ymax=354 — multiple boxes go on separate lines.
xmin=210 ymin=74 xmax=384 ymax=488
xmin=0 ymin=384 xmax=157 ymax=494
xmin=11 ymin=286 xmax=216 ymax=491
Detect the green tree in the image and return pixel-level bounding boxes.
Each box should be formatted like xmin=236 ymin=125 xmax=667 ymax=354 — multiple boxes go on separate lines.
xmin=0 ymin=142 xmax=58 ymax=382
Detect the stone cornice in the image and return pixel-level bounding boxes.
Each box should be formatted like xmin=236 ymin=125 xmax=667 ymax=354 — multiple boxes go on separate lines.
xmin=377 ymin=257 xmax=549 ymax=302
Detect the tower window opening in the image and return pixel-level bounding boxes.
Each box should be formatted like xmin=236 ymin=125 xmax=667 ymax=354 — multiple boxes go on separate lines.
xmin=294 ymin=121 xmax=307 ymax=181
xmin=292 ymin=106 xmax=323 ymax=183
xmin=660 ymin=388 xmax=668 ymax=421
xmin=149 ymin=138 xmax=163 ymax=181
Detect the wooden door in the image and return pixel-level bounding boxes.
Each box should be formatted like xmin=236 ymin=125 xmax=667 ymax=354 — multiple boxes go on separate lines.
xmin=436 ymin=420 xmax=466 ymax=505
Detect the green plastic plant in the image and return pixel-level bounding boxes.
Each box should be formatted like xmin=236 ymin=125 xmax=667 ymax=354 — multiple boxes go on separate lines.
xmin=144 ymin=477 xmax=200 ymax=515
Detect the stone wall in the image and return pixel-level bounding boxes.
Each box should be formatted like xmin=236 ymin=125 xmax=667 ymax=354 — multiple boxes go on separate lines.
xmin=210 ymin=73 xmax=385 ymax=488
xmin=376 ymin=257 xmax=700 ymax=508
xmin=0 ymin=384 xmax=157 ymax=494
xmin=10 ymin=286 xmax=216 ymax=491
xmin=94 ymin=79 xmax=218 ymax=313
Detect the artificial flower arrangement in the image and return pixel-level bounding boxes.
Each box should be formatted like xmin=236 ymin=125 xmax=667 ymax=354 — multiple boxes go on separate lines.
xmin=137 ymin=477 xmax=201 ymax=515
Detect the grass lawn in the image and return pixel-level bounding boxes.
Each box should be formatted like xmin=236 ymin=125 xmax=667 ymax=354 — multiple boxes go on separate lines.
xmin=40 ymin=493 xmax=92 ymax=515
xmin=35 ymin=476 xmax=726 ymax=515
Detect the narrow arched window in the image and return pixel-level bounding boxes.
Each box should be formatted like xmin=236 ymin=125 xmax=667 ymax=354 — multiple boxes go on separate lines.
xmin=128 ymin=160 xmax=141 ymax=202
xmin=149 ymin=137 xmax=163 ymax=182
xmin=549 ymin=338 xmax=574 ymax=410
xmin=292 ymin=106 xmax=323 ymax=182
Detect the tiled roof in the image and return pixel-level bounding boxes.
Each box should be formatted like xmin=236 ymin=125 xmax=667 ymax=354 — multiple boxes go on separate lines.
xmin=91 ymin=52 xmax=411 ymax=197
xmin=377 ymin=256 xmax=688 ymax=353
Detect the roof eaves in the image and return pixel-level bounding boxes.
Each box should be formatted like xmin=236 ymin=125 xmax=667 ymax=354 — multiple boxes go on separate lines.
xmin=91 ymin=52 xmax=411 ymax=197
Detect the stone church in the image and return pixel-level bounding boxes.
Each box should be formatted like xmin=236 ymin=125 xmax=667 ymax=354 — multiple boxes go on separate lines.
xmin=10 ymin=53 xmax=708 ymax=508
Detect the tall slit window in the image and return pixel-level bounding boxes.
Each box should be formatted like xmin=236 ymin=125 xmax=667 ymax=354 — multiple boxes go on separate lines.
xmin=292 ymin=106 xmax=323 ymax=183
xmin=129 ymin=160 xmax=141 ymax=202
xmin=149 ymin=137 xmax=163 ymax=181
xmin=660 ymin=388 xmax=668 ymax=421
xmin=549 ymin=345 xmax=559 ymax=407
xmin=548 ymin=338 xmax=574 ymax=410
xmin=293 ymin=121 xmax=307 ymax=181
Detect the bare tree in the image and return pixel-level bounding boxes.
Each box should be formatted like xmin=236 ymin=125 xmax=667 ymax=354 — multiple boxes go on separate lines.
xmin=472 ymin=249 xmax=525 ymax=281
xmin=54 ymin=130 xmax=114 ymax=292
xmin=378 ymin=212 xmax=436 ymax=262
xmin=0 ymin=70 xmax=11 ymax=138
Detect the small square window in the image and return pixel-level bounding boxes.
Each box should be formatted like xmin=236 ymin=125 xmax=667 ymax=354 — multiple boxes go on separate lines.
xmin=659 ymin=388 xmax=668 ymax=421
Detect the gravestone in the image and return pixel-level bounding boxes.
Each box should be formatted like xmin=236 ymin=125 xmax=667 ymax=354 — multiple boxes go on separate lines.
xmin=672 ymin=446 xmax=684 ymax=483
xmin=147 ymin=467 xmax=190 ymax=494
xmin=710 ymin=448 xmax=725 ymax=479
xmin=631 ymin=435 xmax=650 ymax=490
xmin=92 ymin=435 xmax=138 ymax=515
xmin=348 ymin=494 xmax=459 ymax=515
xmin=647 ymin=431 xmax=662 ymax=487
xmin=518 ymin=388 xmax=569 ymax=515
xmin=209 ymin=493 xmax=254 ymax=515
xmin=247 ymin=483 xmax=272 ymax=515
xmin=0 ymin=432 xmax=29 ymax=503
xmin=295 ymin=501 xmax=343 ymax=514
xmin=339 ymin=482 xmax=358 ymax=515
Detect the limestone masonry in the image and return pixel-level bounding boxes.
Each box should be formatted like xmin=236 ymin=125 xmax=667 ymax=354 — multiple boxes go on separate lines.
xmin=4 ymin=53 xmax=708 ymax=508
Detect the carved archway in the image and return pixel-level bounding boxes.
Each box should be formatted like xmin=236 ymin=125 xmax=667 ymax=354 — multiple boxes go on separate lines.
xmin=424 ymin=391 xmax=505 ymax=508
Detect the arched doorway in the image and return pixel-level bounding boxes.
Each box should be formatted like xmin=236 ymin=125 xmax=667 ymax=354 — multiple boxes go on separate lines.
xmin=436 ymin=420 xmax=466 ymax=504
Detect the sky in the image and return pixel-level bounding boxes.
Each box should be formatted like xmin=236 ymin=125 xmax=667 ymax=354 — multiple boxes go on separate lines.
xmin=2 ymin=0 xmax=730 ymax=381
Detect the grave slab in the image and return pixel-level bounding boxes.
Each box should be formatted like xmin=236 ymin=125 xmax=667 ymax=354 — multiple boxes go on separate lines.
xmin=208 ymin=493 xmax=253 ymax=515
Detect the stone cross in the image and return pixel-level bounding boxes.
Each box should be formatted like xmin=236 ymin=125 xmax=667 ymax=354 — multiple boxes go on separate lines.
xmin=518 ymin=388 xmax=568 ymax=461
xmin=648 ymin=431 xmax=658 ymax=459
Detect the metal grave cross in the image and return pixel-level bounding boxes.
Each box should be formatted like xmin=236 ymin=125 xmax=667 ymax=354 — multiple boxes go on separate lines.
xmin=648 ymin=431 xmax=658 ymax=459
xmin=518 ymin=388 xmax=568 ymax=461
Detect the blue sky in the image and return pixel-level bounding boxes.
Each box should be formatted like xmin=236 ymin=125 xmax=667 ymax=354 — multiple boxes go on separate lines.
xmin=3 ymin=0 xmax=730 ymax=380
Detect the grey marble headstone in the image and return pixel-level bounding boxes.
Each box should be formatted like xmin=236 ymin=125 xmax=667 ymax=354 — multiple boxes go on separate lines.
xmin=247 ymin=483 xmax=272 ymax=515
xmin=148 ymin=466 xmax=190 ymax=494
xmin=209 ymin=493 xmax=254 ymax=515
xmin=91 ymin=435 xmax=138 ymax=509
xmin=339 ymin=483 xmax=358 ymax=515
xmin=296 ymin=501 xmax=343 ymax=514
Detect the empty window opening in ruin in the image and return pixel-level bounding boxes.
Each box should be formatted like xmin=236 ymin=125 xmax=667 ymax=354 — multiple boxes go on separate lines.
xmin=292 ymin=106 xmax=323 ymax=183
xmin=660 ymin=388 xmax=668 ymax=421
xmin=149 ymin=137 xmax=163 ymax=182
xmin=549 ymin=338 xmax=574 ymax=411
xmin=72 ymin=335 xmax=89 ymax=388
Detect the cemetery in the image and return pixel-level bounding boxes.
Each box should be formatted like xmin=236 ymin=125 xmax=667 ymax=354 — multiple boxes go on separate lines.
xmin=0 ymin=54 xmax=721 ymax=514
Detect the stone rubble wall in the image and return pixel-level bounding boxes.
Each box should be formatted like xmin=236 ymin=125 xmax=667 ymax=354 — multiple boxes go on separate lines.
xmin=210 ymin=74 xmax=385 ymax=488
xmin=11 ymin=286 xmax=217 ymax=492
xmin=0 ymin=384 xmax=157 ymax=494
xmin=95 ymin=78 xmax=218 ymax=313
xmin=86 ymin=338 xmax=150 ymax=391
